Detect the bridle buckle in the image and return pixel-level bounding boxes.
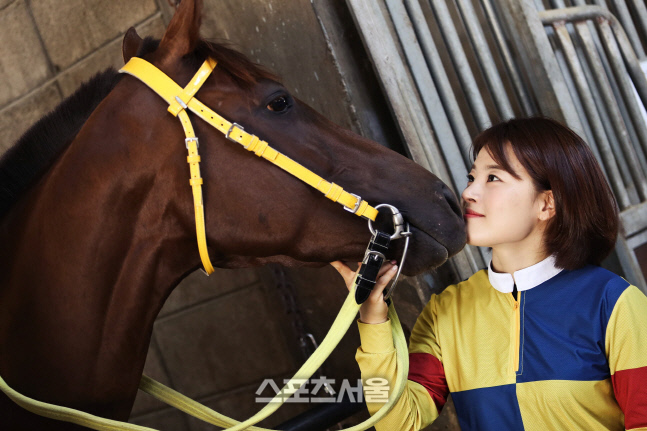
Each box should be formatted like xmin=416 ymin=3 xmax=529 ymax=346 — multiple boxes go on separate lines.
xmin=185 ymin=137 xmax=199 ymax=149
xmin=225 ymin=122 xmax=244 ymax=142
xmin=344 ymin=193 xmax=363 ymax=214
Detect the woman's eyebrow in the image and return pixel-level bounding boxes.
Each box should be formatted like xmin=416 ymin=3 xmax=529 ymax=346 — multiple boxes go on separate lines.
xmin=470 ymin=164 xmax=504 ymax=171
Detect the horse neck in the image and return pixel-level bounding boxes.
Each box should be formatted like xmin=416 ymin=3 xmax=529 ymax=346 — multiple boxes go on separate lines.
xmin=0 ymin=122 xmax=196 ymax=417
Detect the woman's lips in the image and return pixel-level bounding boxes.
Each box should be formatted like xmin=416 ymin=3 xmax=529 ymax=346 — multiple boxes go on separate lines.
xmin=464 ymin=208 xmax=485 ymax=218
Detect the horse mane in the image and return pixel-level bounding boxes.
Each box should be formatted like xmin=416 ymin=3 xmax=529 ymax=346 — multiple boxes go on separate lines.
xmin=0 ymin=69 xmax=123 ymax=219
xmin=0 ymin=37 xmax=277 ymax=219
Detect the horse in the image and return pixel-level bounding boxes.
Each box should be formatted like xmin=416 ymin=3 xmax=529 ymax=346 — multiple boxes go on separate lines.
xmin=0 ymin=0 xmax=465 ymax=429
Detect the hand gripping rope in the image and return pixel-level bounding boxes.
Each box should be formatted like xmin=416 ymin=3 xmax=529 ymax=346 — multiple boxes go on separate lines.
xmin=357 ymin=204 xmax=412 ymax=304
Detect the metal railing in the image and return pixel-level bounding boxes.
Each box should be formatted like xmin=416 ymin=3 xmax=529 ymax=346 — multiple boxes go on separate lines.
xmin=538 ymin=4 xmax=647 ymax=288
xmin=346 ymin=0 xmax=552 ymax=279
xmin=346 ymin=0 xmax=647 ymax=288
xmin=290 ymin=1 xmax=647 ymax=429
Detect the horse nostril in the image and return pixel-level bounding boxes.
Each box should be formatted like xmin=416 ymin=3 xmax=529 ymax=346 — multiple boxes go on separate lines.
xmin=443 ymin=184 xmax=463 ymax=218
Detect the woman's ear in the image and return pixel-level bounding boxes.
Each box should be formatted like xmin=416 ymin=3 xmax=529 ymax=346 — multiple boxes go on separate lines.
xmin=538 ymin=190 xmax=556 ymax=221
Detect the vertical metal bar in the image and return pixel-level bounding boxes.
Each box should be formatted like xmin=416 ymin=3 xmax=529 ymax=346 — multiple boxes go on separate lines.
xmin=571 ymin=23 xmax=629 ymax=188
xmin=450 ymin=245 xmax=486 ymax=278
xmin=577 ymin=20 xmax=647 ymax=201
xmin=546 ymin=3 xmax=605 ymax=169
xmin=454 ymin=0 xmax=514 ymax=120
xmin=590 ymin=21 xmax=647 ymax=189
xmin=481 ymin=0 xmax=537 ymax=116
xmin=592 ymin=0 xmax=610 ymax=10
xmin=426 ymin=0 xmax=492 ymax=129
xmin=383 ymin=0 xmax=468 ymax=192
xmin=568 ymin=31 xmax=616 ymax=178
xmin=546 ymin=25 xmax=598 ymax=148
xmin=581 ymin=16 xmax=647 ymax=185
xmin=475 ymin=245 xmax=491 ymax=274
xmin=550 ymin=0 xmax=567 ymax=10
xmin=615 ymin=237 xmax=647 ymax=291
xmin=607 ymin=0 xmax=646 ymax=58
xmin=537 ymin=5 xmax=647 ymax=291
xmin=496 ymin=0 xmax=584 ymax=130
xmin=610 ymin=16 xmax=647 ymax=113
xmin=598 ymin=19 xmax=647 ymax=165
xmin=540 ymin=0 xmax=639 ymax=192
xmin=345 ymin=0 xmax=483 ymax=278
xmin=538 ymin=7 xmax=647 ymax=120
xmin=563 ymin=2 xmax=639 ymax=180
xmin=552 ymin=21 xmax=632 ymax=208
xmin=403 ymin=0 xmax=473 ymax=165
xmin=627 ymin=0 xmax=647 ymax=55
xmin=343 ymin=0 xmax=452 ymax=185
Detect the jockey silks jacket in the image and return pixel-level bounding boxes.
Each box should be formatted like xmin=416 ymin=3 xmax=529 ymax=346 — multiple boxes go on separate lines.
xmin=356 ymin=263 xmax=647 ymax=431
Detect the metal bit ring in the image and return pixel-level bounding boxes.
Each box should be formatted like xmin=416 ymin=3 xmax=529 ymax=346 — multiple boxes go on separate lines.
xmin=368 ymin=203 xmax=406 ymax=240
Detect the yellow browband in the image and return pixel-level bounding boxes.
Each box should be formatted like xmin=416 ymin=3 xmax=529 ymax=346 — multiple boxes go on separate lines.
xmin=119 ymin=57 xmax=378 ymax=275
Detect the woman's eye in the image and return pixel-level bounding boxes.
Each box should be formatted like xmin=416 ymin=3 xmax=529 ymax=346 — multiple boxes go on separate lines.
xmin=267 ymin=96 xmax=290 ymax=112
xmin=467 ymin=174 xmax=474 ymax=183
xmin=488 ymin=174 xmax=500 ymax=182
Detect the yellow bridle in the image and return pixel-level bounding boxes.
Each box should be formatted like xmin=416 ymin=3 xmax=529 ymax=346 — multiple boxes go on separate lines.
xmin=119 ymin=57 xmax=379 ymax=275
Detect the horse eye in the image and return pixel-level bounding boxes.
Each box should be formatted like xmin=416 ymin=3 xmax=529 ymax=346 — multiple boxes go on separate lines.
xmin=267 ymin=96 xmax=290 ymax=112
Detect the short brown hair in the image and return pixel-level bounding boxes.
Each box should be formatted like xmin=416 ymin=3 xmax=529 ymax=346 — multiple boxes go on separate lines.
xmin=471 ymin=117 xmax=619 ymax=270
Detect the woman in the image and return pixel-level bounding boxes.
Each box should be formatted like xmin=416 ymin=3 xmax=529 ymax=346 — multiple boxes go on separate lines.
xmin=332 ymin=117 xmax=647 ymax=431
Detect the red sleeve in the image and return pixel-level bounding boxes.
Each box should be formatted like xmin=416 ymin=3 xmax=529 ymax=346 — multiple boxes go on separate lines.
xmin=606 ymin=285 xmax=647 ymax=430
xmin=611 ymin=366 xmax=647 ymax=430
xmin=408 ymin=352 xmax=448 ymax=412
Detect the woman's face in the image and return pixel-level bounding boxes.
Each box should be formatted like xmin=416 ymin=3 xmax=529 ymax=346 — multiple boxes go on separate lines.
xmin=461 ymin=147 xmax=547 ymax=249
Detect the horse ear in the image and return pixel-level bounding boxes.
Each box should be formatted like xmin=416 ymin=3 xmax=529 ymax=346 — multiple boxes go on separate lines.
xmin=122 ymin=27 xmax=143 ymax=63
xmin=158 ymin=0 xmax=202 ymax=59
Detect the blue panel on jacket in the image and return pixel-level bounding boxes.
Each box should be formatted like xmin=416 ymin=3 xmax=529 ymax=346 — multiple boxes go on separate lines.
xmin=452 ymin=384 xmax=525 ymax=430
xmin=517 ymin=265 xmax=629 ymax=383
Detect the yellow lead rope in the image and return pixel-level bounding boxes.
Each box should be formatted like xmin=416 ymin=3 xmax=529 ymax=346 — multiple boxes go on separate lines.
xmin=139 ymin=296 xmax=408 ymax=431
xmin=0 ymin=290 xmax=408 ymax=431
xmin=0 ymin=376 xmax=157 ymax=431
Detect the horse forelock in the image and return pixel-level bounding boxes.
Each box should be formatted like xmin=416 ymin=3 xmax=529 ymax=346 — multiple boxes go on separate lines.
xmin=137 ymin=36 xmax=277 ymax=89
xmin=191 ymin=39 xmax=279 ymax=88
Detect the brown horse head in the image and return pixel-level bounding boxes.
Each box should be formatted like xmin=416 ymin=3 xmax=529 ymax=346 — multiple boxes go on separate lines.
xmin=113 ymin=0 xmax=464 ymax=276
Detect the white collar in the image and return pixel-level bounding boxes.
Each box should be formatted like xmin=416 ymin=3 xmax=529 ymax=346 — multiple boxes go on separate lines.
xmin=487 ymin=255 xmax=562 ymax=294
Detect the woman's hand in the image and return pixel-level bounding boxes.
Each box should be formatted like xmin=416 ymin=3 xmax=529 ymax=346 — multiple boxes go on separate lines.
xmin=330 ymin=260 xmax=398 ymax=324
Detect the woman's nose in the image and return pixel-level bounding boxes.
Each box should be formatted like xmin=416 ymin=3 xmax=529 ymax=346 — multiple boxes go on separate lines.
xmin=462 ymin=183 xmax=477 ymax=202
